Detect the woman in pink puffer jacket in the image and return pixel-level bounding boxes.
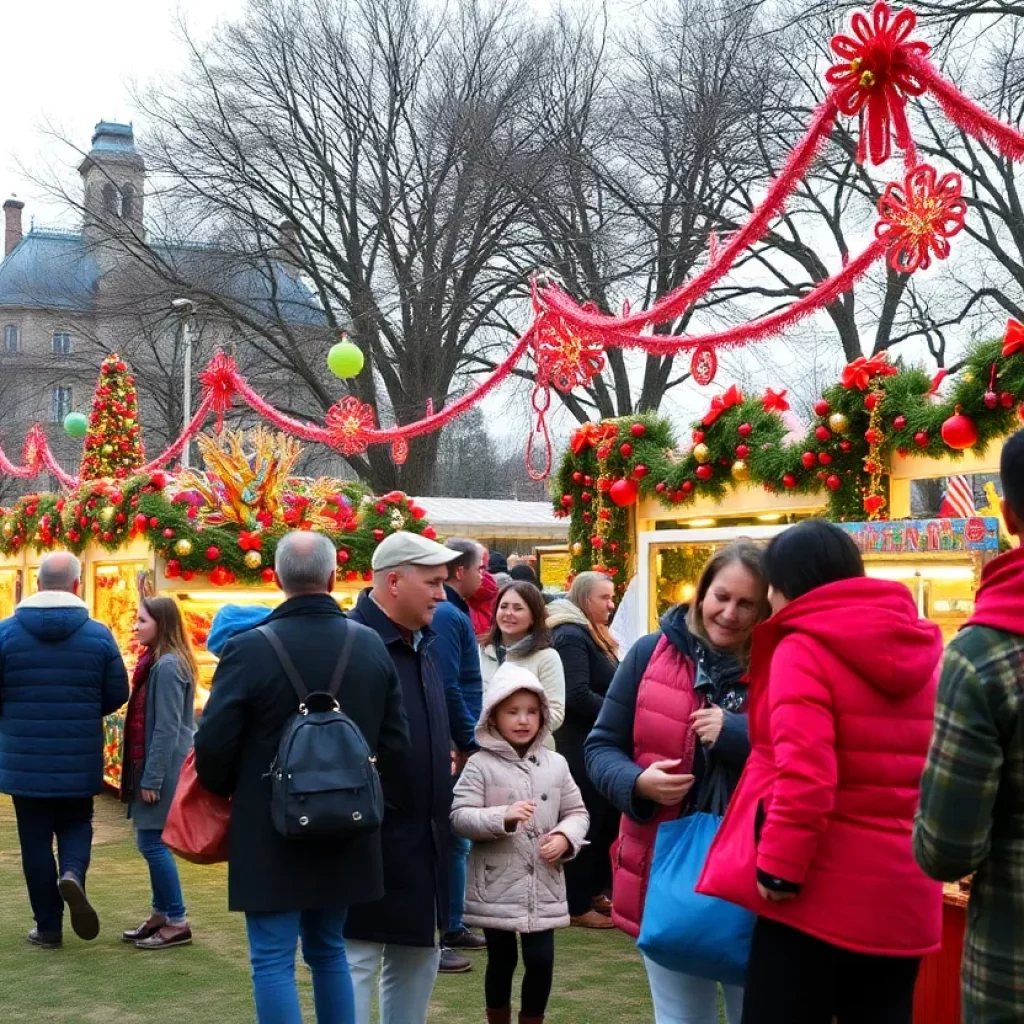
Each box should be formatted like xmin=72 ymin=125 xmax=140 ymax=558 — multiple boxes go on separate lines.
xmin=452 ymin=662 xmax=590 ymax=1024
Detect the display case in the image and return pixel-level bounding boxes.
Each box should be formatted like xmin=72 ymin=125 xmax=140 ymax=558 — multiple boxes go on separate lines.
xmin=639 ymin=517 xmax=1001 ymax=641
xmin=0 ymin=556 xmax=24 ymax=620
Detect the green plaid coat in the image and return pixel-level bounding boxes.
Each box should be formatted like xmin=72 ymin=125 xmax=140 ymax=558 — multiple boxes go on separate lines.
xmin=914 ymin=624 xmax=1024 ymax=1024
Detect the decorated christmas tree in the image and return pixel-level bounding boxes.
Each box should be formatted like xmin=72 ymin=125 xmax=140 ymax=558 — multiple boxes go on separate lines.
xmin=79 ymin=354 xmax=145 ymax=480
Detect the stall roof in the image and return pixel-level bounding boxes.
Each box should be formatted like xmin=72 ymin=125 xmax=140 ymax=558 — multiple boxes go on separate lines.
xmin=411 ymin=497 xmax=568 ymax=541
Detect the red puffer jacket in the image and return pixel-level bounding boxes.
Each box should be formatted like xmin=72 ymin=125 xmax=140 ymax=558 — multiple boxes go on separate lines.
xmin=697 ymin=576 xmax=944 ymax=956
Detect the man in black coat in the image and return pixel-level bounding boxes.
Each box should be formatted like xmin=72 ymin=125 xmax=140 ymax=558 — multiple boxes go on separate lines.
xmin=344 ymin=531 xmax=461 ymax=1024
xmin=194 ymin=531 xmax=409 ymax=1024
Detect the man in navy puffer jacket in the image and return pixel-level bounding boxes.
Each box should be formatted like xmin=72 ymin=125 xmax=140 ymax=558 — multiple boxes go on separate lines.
xmin=0 ymin=552 xmax=129 ymax=948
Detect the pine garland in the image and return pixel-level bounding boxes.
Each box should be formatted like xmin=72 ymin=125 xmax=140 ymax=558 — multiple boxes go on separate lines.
xmin=554 ymin=338 xmax=1024 ymax=585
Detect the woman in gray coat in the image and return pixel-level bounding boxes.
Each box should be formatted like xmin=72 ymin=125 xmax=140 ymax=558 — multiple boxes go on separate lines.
xmin=120 ymin=596 xmax=197 ymax=950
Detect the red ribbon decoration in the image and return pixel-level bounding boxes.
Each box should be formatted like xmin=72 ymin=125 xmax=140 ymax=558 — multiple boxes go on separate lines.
xmin=198 ymin=352 xmax=239 ymax=431
xmin=238 ymin=531 xmax=262 ymax=552
xmin=826 ymin=2 xmax=930 ymax=165
xmin=841 ymin=353 xmax=899 ymax=391
xmin=702 ymin=385 xmax=745 ymax=427
xmin=762 ymin=388 xmax=791 ymax=413
xmin=1003 ymin=318 xmax=1024 ymax=358
xmin=569 ymin=421 xmax=618 ymax=456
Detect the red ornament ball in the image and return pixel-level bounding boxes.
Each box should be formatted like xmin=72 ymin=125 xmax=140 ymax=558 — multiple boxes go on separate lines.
xmin=864 ymin=394 xmax=879 ymax=411
xmin=597 ymin=477 xmax=612 ymax=493
xmin=814 ymin=399 xmax=830 ymax=416
xmin=818 ymin=452 xmax=832 ymax=465
xmin=560 ymin=494 xmax=574 ymax=509
xmin=205 ymin=545 xmax=220 ymax=561
xmin=150 ymin=471 xmax=168 ymax=490
xmin=893 ymin=415 xmax=907 ymax=430
xmin=337 ymin=549 xmax=350 ymax=564
xmin=681 ymin=480 xmax=694 ymax=494
xmin=630 ymin=423 xmax=646 ymax=438
xmin=655 ymin=482 xmax=666 ymax=493
xmin=423 ymin=527 xmax=438 ymax=540
xmin=815 ymin=426 xmax=831 ymax=442
xmin=695 ymin=465 xmax=714 ymax=481
xmin=941 ymin=407 xmax=979 ymax=451
xmin=984 ymin=391 xmax=998 ymax=410
xmin=609 ymin=478 xmax=640 ymax=507
xmin=840 ymin=441 xmax=853 ymax=453
xmin=692 ymin=430 xmax=705 ymax=444
xmin=583 ymin=476 xmax=593 ymax=487
xmin=262 ymin=568 xmax=276 ymax=584
xmin=373 ymin=528 xmax=385 ymax=542
xmin=149 ymin=517 xmax=159 ymax=528
xmin=632 ymin=464 xmax=648 ymax=479
xmin=620 ymin=442 xmax=633 ymax=458
xmin=825 ymin=475 xmax=841 ymax=491
xmin=134 ymin=513 xmax=148 ymax=530
xmin=165 ymin=560 xmax=181 ymax=578
xmin=572 ymin=471 xmax=584 ymax=484
xmin=735 ymin=444 xmax=750 ymax=459
xmin=1001 ymin=392 xmax=1015 ymax=408
xmin=801 ymin=452 xmax=817 ymax=469
xmin=782 ymin=474 xmax=797 ymax=489
xmin=162 ymin=528 xmax=174 ymax=539
xmin=737 ymin=423 xmax=753 ymax=438
xmin=914 ymin=431 xmax=929 ymax=448
xmin=580 ymin=491 xmax=592 ymax=503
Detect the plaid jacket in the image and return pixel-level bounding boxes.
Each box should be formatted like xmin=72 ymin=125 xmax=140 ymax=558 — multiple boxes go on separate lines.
xmin=914 ymin=623 xmax=1024 ymax=1024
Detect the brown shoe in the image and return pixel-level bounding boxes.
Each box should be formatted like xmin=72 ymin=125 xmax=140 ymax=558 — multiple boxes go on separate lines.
xmin=570 ymin=910 xmax=615 ymax=929
xmin=135 ymin=923 xmax=193 ymax=950
xmin=518 ymin=1015 xmax=545 ymax=1024
xmin=122 ymin=914 xmax=167 ymax=943
xmin=592 ymin=894 xmax=613 ymax=915
xmin=486 ymin=1010 xmax=512 ymax=1024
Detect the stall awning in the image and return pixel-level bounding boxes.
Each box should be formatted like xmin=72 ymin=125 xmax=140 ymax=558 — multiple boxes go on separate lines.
xmin=410 ymin=497 xmax=568 ymax=542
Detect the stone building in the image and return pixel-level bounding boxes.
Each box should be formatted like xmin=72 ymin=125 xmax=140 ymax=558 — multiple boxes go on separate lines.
xmin=0 ymin=121 xmax=329 ymax=498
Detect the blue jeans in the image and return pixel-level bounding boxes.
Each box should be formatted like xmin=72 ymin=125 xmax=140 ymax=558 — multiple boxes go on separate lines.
xmin=135 ymin=828 xmax=187 ymax=923
xmin=13 ymin=796 xmax=93 ymax=936
xmin=246 ymin=909 xmax=354 ymax=1024
xmin=448 ymin=834 xmax=471 ymax=934
xmin=643 ymin=955 xmax=744 ymax=1024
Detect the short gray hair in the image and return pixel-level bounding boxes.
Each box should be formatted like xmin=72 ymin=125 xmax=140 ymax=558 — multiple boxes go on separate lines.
xmin=38 ymin=552 xmax=82 ymax=592
xmin=274 ymin=531 xmax=337 ymax=594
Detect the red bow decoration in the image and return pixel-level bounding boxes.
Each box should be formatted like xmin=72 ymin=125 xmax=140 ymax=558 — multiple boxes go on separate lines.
xmin=875 ymin=164 xmax=967 ymax=274
xmin=325 ymin=396 xmax=377 ymax=456
xmin=199 ymin=352 xmax=240 ymax=431
xmin=841 ymin=353 xmax=898 ymax=391
xmin=826 ymin=2 xmax=930 ymax=165
xmin=238 ymin=531 xmax=262 ymax=552
xmin=702 ymin=385 xmax=745 ymax=427
xmin=1003 ymin=318 xmax=1024 ymax=358
xmin=762 ymin=388 xmax=790 ymax=414
xmin=569 ymin=421 xmax=618 ymax=456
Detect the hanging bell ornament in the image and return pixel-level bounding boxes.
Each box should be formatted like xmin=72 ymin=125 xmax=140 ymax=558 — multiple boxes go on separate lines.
xmin=828 ymin=412 xmax=850 ymax=434
xmin=692 ymin=443 xmax=711 ymax=465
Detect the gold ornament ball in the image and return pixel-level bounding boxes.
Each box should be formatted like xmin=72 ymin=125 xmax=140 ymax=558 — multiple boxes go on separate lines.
xmin=2 ymin=523 xmax=11 ymax=537
xmin=102 ymin=444 xmax=113 ymax=455
xmin=693 ymin=443 xmax=711 ymax=464
xmin=571 ymin=542 xmax=584 ymax=557
xmin=244 ymin=550 xmax=262 ymax=569
xmin=828 ymin=412 xmax=850 ymax=434
xmin=731 ymin=459 xmax=751 ymax=482
xmin=174 ymin=538 xmax=193 ymax=557
xmin=99 ymin=506 xmax=115 ymax=524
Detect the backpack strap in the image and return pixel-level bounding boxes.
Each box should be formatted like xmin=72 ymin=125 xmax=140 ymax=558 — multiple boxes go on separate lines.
xmin=258 ymin=621 xmax=356 ymax=705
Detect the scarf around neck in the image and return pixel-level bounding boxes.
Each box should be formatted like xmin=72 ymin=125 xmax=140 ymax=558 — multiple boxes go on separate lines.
xmin=121 ymin=649 xmax=155 ymax=802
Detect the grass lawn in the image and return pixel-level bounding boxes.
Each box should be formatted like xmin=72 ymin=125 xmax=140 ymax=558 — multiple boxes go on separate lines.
xmin=0 ymin=794 xmax=655 ymax=1022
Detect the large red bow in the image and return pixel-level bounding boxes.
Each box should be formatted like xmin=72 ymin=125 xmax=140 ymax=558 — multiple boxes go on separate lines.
xmin=702 ymin=385 xmax=744 ymax=427
xmin=840 ymin=353 xmax=898 ymax=391
xmin=762 ymin=388 xmax=790 ymax=414
xmin=569 ymin=421 xmax=618 ymax=456
xmin=1003 ymin=318 xmax=1024 ymax=358
xmin=238 ymin=531 xmax=262 ymax=552
xmin=199 ymin=352 xmax=240 ymax=431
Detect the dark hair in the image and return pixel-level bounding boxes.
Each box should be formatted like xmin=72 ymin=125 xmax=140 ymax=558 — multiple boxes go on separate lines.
xmin=1001 ymin=428 xmax=1024 ymax=522
xmin=484 ymin=581 xmax=552 ymax=656
xmin=686 ymin=539 xmax=769 ymax=658
xmin=509 ymin=563 xmax=540 ymax=588
xmin=445 ymin=537 xmax=481 ymax=579
xmin=487 ymin=551 xmax=508 ymax=574
xmin=764 ymin=519 xmax=865 ymax=602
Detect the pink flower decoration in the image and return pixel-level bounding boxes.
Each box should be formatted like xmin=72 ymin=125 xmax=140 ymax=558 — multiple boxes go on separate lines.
xmin=325 ymin=396 xmax=377 ymax=455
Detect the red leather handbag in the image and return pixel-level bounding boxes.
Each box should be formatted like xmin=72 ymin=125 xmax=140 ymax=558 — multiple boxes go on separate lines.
xmin=162 ymin=751 xmax=231 ymax=865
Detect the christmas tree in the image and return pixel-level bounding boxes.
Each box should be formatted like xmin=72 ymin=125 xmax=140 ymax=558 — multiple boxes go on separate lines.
xmin=79 ymin=354 xmax=145 ymax=480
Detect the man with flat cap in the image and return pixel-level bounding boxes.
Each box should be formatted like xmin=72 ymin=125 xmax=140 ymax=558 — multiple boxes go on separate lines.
xmin=344 ymin=532 xmax=465 ymax=1023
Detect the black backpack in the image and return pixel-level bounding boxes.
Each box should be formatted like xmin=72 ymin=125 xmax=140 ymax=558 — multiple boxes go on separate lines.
xmin=257 ymin=623 xmax=383 ymax=840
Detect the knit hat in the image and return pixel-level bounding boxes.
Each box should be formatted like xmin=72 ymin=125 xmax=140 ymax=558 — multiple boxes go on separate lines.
xmin=207 ymin=604 xmax=273 ymax=656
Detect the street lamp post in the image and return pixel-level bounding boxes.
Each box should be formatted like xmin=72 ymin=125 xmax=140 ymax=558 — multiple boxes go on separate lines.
xmin=171 ymin=298 xmax=196 ymax=469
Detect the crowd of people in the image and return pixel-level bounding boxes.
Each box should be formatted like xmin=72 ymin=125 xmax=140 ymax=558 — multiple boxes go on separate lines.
xmin=0 ymin=428 xmax=1021 ymax=1024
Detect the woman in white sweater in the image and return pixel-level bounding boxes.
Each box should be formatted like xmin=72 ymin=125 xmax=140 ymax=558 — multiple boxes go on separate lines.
xmin=480 ymin=581 xmax=566 ymax=748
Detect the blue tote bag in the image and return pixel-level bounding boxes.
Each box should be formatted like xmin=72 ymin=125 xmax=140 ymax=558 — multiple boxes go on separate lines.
xmin=637 ymin=760 xmax=754 ymax=986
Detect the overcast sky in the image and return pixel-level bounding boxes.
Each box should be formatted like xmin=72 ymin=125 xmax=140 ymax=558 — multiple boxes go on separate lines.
xmin=0 ymin=0 xmax=246 ymax=225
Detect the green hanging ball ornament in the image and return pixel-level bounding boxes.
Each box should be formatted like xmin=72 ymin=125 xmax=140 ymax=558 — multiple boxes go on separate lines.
xmin=327 ymin=338 xmax=365 ymax=379
xmin=63 ymin=412 xmax=88 ymax=438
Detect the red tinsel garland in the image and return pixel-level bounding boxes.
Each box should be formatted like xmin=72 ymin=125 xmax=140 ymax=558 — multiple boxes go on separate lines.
xmin=140 ymin=394 xmax=216 ymax=474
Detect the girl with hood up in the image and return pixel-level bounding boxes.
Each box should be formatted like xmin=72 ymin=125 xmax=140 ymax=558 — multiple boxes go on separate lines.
xmin=451 ymin=662 xmax=590 ymax=1024
xmin=585 ymin=540 xmax=769 ymax=1024
xmin=698 ymin=520 xmax=944 ymax=1024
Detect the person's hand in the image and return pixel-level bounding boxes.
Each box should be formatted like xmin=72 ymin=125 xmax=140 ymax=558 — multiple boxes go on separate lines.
xmin=634 ymin=760 xmax=695 ymax=806
xmin=691 ymin=705 xmax=725 ymax=746
xmin=757 ymin=882 xmax=797 ymax=903
xmin=503 ymin=800 xmax=535 ymax=828
xmin=452 ymin=750 xmax=470 ymax=775
xmin=539 ymin=832 xmax=570 ymax=862
xmin=141 ymin=788 xmax=161 ymax=805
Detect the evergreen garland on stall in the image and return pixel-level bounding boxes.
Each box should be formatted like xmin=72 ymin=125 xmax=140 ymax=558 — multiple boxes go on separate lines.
xmin=554 ymin=338 xmax=1024 ymax=586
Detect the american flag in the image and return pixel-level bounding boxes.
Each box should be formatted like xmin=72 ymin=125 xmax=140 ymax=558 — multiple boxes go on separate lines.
xmin=939 ymin=475 xmax=976 ymax=518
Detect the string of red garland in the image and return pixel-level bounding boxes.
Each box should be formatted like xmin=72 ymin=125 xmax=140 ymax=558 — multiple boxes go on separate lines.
xmin=2 ymin=3 xmax=1024 ymax=486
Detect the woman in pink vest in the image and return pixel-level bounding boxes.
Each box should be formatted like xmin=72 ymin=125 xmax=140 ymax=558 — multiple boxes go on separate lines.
xmin=585 ymin=541 xmax=768 ymax=1023
xmin=698 ymin=520 xmax=943 ymax=1024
